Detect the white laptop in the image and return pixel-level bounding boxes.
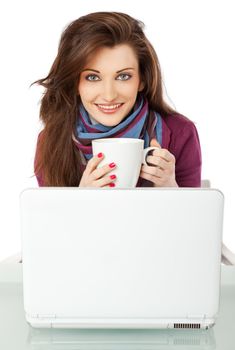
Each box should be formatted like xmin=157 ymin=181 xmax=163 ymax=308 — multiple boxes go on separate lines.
xmin=20 ymin=188 xmax=224 ymax=329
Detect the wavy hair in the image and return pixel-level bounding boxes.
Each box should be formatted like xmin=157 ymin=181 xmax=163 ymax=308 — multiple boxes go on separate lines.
xmin=31 ymin=11 xmax=176 ymax=186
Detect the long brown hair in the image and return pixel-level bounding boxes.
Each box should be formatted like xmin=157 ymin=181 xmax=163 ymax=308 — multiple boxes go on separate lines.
xmin=31 ymin=11 xmax=176 ymax=186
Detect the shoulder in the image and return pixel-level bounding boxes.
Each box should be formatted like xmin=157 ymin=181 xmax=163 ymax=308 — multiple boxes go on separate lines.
xmin=158 ymin=112 xmax=200 ymax=150
xmin=161 ymin=112 xmax=198 ymax=135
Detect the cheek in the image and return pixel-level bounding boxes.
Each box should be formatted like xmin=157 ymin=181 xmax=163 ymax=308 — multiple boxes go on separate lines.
xmin=121 ymin=80 xmax=140 ymax=96
xmin=77 ymin=81 xmax=83 ymax=96
xmin=78 ymin=83 xmax=96 ymax=100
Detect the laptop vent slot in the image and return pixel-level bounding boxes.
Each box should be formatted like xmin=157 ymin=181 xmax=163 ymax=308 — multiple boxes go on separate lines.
xmin=174 ymin=323 xmax=201 ymax=329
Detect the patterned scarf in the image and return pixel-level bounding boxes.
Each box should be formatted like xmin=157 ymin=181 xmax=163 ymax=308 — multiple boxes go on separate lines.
xmin=73 ymin=93 xmax=162 ymax=160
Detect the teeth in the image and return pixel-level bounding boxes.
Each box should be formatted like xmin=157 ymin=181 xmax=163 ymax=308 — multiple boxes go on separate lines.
xmin=97 ymin=103 xmax=122 ymax=110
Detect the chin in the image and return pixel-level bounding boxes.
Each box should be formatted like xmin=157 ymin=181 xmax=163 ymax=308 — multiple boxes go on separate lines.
xmin=97 ymin=113 xmax=126 ymax=126
xmin=101 ymin=120 xmax=121 ymax=127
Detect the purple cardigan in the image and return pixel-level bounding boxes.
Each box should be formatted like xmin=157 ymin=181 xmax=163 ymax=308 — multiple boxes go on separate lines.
xmin=35 ymin=113 xmax=202 ymax=187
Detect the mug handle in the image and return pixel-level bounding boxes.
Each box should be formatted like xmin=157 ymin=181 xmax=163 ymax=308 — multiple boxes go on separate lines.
xmin=142 ymin=146 xmax=159 ymax=165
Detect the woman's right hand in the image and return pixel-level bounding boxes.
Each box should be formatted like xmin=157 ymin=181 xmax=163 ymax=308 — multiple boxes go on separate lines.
xmin=79 ymin=152 xmax=117 ymax=188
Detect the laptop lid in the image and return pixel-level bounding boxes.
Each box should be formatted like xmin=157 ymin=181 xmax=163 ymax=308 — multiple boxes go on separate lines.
xmin=20 ymin=188 xmax=224 ymax=329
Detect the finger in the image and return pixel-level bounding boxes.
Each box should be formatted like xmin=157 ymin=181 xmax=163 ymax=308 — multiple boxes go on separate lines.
xmin=94 ymin=174 xmax=117 ymax=188
xmin=151 ymin=148 xmax=175 ymax=163
xmin=91 ymin=162 xmax=117 ymax=181
xmin=139 ymin=170 xmax=163 ymax=185
xmin=85 ymin=152 xmax=105 ymax=175
xmin=141 ymin=166 xmax=164 ymax=178
xmin=145 ymin=155 xmax=169 ymax=169
xmin=150 ymin=138 xmax=161 ymax=148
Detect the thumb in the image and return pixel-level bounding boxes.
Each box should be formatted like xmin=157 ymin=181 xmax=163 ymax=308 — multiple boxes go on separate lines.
xmin=150 ymin=138 xmax=161 ymax=148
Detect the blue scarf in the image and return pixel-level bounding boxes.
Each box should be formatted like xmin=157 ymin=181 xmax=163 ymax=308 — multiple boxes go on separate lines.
xmin=73 ymin=94 xmax=162 ymax=160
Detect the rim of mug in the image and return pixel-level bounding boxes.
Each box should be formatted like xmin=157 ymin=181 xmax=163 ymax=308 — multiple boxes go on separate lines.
xmin=92 ymin=138 xmax=144 ymax=144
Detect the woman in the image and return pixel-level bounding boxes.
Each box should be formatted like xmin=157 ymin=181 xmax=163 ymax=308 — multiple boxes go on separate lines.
xmin=32 ymin=11 xmax=201 ymax=188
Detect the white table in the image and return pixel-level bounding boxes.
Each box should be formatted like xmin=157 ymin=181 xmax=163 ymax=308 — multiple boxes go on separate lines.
xmin=0 ymin=263 xmax=235 ymax=349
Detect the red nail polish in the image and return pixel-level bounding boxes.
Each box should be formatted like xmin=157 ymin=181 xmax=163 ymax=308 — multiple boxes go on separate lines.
xmin=109 ymin=162 xmax=116 ymax=168
xmin=109 ymin=183 xmax=115 ymax=187
xmin=110 ymin=174 xmax=116 ymax=180
xmin=98 ymin=152 xmax=103 ymax=158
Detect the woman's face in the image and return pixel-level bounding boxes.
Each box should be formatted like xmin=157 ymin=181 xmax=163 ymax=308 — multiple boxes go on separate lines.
xmin=78 ymin=44 xmax=144 ymax=126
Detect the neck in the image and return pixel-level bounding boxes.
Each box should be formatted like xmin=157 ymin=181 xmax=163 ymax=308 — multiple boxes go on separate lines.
xmin=89 ymin=114 xmax=98 ymax=125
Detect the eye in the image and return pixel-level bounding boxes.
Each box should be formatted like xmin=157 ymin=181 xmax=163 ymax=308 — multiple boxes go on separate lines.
xmin=85 ymin=74 xmax=100 ymax=81
xmin=116 ymin=73 xmax=132 ymax=81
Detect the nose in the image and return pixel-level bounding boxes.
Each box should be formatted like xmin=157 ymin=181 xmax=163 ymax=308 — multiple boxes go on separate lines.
xmin=101 ymin=80 xmax=118 ymax=102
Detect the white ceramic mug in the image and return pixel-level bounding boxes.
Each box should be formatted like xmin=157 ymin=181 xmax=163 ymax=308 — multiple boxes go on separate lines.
xmin=92 ymin=138 xmax=159 ymax=188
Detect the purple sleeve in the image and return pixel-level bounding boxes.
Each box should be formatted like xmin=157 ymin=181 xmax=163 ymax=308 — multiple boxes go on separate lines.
xmin=34 ymin=132 xmax=44 ymax=187
xmin=36 ymin=173 xmax=44 ymax=187
xmin=169 ymin=123 xmax=202 ymax=187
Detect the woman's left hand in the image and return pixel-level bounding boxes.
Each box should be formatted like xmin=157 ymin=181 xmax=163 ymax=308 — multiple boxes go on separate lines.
xmin=139 ymin=138 xmax=178 ymax=187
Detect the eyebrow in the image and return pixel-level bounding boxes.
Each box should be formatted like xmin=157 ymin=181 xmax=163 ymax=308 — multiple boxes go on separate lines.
xmin=82 ymin=67 xmax=135 ymax=73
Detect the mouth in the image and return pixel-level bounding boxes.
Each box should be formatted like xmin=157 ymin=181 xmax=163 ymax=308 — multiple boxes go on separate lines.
xmin=95 ymin=103 xmax=124 ymax=114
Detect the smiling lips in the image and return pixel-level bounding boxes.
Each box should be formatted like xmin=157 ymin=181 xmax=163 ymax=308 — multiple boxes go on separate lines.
xmin=95 ymin=103 xmax=124 ymax=113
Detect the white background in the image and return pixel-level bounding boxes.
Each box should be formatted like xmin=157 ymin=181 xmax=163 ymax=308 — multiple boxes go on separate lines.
xmin=0 ymin=0 xmax=234 ymax=261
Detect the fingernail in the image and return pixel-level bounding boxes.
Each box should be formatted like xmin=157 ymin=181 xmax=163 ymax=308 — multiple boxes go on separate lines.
xmin=109 ymin=162 xmax=116 ymax=168
xmin=109 ymin=183 xmax=115 ymax=187
xmin=110 ymin=174 xmax=116 ymax=180
xmin=98 ymin=152 xmax=103 ymax=158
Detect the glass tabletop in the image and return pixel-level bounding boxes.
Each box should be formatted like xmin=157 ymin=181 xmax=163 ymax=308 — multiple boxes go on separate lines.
xmin=0 ymin=263 xmax=234 ymax=350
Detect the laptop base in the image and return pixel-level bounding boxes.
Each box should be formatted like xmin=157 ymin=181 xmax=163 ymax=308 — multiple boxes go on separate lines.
xmin=26 ymin=314 xmax=215 ymax=329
